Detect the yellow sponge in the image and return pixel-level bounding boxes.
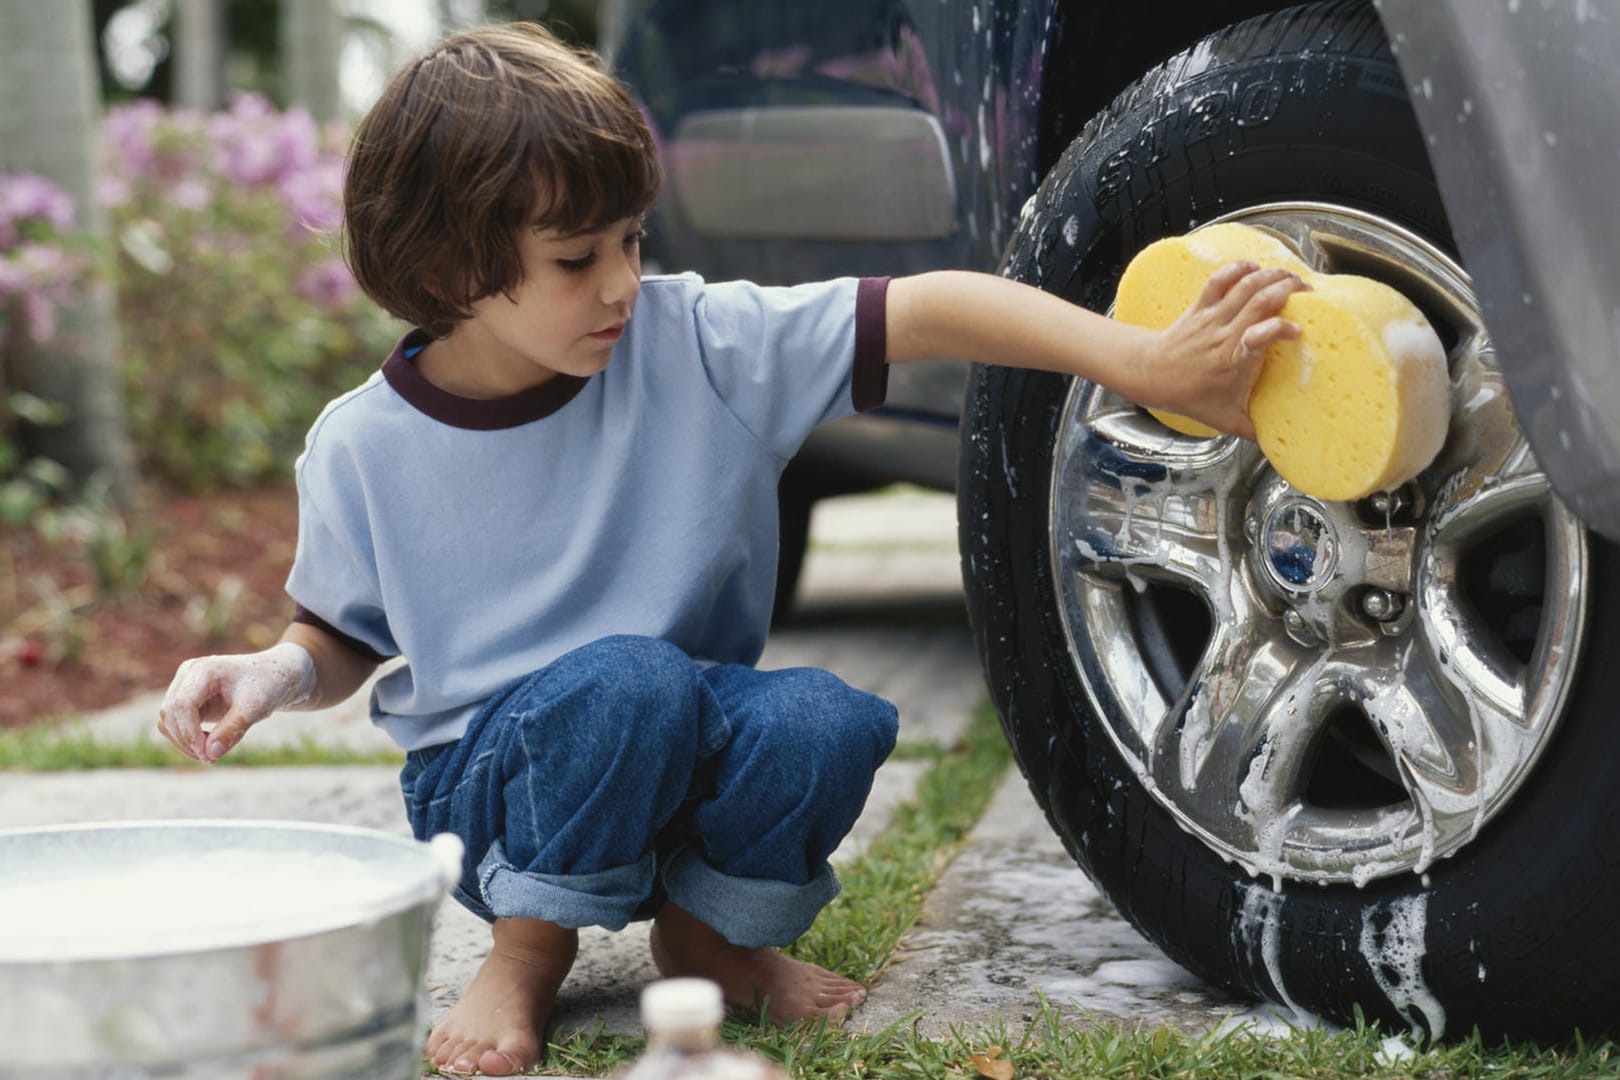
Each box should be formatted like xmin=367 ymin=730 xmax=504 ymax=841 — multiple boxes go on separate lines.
xmin=1113 ymin=222 xmax=1452 ymax=502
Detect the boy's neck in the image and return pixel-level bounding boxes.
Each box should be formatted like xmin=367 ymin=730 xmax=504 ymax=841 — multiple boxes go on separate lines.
xmin=414 ymin=333 xmax=559 ymax=400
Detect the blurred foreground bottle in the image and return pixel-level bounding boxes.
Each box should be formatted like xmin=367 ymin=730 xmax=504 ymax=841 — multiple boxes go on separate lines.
xmin=617 ymin=978 xmax=788 ymax=1080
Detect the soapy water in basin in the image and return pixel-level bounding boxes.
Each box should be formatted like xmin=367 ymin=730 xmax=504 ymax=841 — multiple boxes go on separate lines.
xmin=0 ymin=848 xmax=418 ymax=962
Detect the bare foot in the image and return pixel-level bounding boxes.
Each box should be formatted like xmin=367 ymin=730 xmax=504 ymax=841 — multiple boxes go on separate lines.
xmin=425 ymin=918 xmax=578 ymax=1076
xmin=649 ymin=903 xmax=866 ymax=1024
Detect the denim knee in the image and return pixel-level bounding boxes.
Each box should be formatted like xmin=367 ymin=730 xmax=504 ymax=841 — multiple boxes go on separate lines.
xmin=756 ymin=668 xmax=898 ymax=779
xmin=399 ymin=635 xmax=724 ymax=928
xmin=534 ymin=635 xmax=727 ymax=759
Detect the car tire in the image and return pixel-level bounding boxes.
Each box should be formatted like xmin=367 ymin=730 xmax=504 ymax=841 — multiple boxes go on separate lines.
xmin=960 ymin=0 xmax=1620 ymax=1041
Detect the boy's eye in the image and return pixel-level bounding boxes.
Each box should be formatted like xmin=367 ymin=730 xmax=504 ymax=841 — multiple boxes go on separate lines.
xmin=557 ymin=254 xmax=594 ymax=271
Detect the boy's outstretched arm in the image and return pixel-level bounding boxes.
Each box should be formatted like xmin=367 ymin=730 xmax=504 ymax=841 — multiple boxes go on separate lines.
xmin=156 ymin=622 xmax=380 ymax=763
xmin=884 ymin=264 xmax=1306 ymax=440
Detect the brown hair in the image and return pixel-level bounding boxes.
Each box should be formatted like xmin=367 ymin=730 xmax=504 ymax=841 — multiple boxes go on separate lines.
xmin=343 ymin=22 xmax=662 ymax=337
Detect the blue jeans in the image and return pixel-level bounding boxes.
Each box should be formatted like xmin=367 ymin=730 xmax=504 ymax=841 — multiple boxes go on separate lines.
xmin=399 ymin=635 xmax=898 ymax=948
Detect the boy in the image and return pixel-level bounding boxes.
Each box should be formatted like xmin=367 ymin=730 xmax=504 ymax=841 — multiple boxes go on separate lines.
xmin=156 ymin=21 xmax=1303 ymax=1078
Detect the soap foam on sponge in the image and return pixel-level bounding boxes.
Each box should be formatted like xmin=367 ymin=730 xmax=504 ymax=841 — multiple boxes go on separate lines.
xmin=1114 ymin=222 xmax=1451 ymax=502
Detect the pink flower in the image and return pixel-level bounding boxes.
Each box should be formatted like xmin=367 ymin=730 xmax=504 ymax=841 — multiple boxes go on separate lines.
xmin=101 ymin=99 xmax=168 ymax=179
xmin=298 ymin=255 xmax=358 ymax=311
xmin=0 ymin=256 xmax=28 ymax=295
xmin=0 ymin=172 xmax=76 ymax=248
xmin=278 ymin=158 xmax=344 ymax=234
xmin=20 ymin=290 xmax=58 ymax=343
xmin=170 ymin=177 xmax=213 ymax=212
xmin=1 ymin=241 xmax=85 ymax=342
xmin=98 ymin=174 xmax=134 ymax=209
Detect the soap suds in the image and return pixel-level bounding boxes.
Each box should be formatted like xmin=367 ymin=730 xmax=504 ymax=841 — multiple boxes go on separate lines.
xmin=0 ymin=848 xmax=417 ymax=961
xmin=1359 ymin=894 xmax=1446 ymax=1040
xmin=1237 ymin=884 xmax=1311 ymax=1023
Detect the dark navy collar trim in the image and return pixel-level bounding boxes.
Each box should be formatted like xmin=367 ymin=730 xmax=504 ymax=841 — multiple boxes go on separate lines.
xmin=381 ymin=328 xmax=589 ymax=430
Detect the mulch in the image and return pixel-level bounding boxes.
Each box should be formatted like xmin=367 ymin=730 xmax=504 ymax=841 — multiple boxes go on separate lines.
xmin=1 ymin=484 xmax=302 ymax=731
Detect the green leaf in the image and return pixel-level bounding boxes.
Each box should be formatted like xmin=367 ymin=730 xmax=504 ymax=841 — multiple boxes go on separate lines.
xmin=0 ymin=479 xmax=44 ymax=526
xmin=24 ymin=456 xmax=74 ymax=491
xmin=7 ymin=392 xmax=67 ymax=427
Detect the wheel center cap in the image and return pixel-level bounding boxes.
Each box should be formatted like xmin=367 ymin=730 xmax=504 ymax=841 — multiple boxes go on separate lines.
xmin=1263 ymin=501 xmax=1339 ymax=592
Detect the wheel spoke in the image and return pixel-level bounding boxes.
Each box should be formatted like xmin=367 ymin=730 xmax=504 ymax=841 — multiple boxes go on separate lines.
xmin=1356 ymin=649 xmax=1533 ymax=866
xmin=1148 ymin=621 xmax=1331 ymax=855
xmin=1427 ymin=337 xmax=1543 ymax=548
xmin=1058 ymin=407 xmax=1260 ymax=614
xmin=1418 ymin=469 xmax=1548 ymax=720
xmin=1429 ymin=469 xmax=1550 ymax=554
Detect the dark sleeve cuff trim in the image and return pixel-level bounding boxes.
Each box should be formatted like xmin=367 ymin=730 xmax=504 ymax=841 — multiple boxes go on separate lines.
xmin=292 ymin=604 xmax=391 ymax=663
xmin=852 ymin=276 xmax=891 ymax=413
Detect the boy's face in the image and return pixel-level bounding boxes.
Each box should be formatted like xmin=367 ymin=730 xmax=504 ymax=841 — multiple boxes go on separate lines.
xmin=445 ymin=215 xmax=644 ymax=392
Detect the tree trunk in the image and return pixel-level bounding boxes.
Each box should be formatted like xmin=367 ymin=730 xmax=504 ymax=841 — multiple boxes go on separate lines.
xmin=0 ymin=0 xmax=138 ymax=503
xmin=280 ymin=0 xmax=344 ymax=122
xmin=173 ymin=0 xmax=226 ymax=111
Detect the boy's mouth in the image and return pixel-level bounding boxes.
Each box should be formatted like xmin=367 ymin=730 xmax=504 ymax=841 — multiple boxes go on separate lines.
xmin=589 ymin=322 xmax=626 ymax=341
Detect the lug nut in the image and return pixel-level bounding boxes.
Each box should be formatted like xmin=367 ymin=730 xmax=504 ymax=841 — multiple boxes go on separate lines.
xmin=1362 ymin=588 xmax=1406 ymax=621
xmin=1282 ymin=609 xmax=1316 ymax=645
xmin=1367 ymin=485 xmax=1415 ymax=522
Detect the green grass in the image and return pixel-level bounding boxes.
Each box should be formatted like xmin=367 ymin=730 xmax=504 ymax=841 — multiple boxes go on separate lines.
xmin=786 ymin=703 xmax=1013 ymax=983
xmin=0 ymin=724 xmax=404 ymax=770
xmin=526 ymin=1002 xmax=1620 ymax=1078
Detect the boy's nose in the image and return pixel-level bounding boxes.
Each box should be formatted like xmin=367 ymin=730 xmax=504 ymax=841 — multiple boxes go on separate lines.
xmin=601 ymin=250 xmax=640 ymax=307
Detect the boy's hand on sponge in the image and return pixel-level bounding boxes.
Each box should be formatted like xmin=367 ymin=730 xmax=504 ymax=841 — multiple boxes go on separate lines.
xmin=1146 ymin=261 xmax=1308 ymax=440
xmin=1114 ymin=222 xmax=1452 ymax=501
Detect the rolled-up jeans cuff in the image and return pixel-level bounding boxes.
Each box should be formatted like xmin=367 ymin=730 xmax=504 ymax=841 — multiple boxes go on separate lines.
xmin=476 ymin=839 xmax=654 ymax=930
xmin=660 ymin=846 xmax=840 ymax=948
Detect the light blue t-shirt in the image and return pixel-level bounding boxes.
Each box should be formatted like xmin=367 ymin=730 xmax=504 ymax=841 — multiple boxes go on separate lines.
xmin=286 ymin=273 xmax=890 ymax=750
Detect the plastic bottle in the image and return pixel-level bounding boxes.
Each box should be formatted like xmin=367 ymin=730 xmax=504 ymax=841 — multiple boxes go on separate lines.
xmin=617 ymin=978 xmax=788 ymax=1080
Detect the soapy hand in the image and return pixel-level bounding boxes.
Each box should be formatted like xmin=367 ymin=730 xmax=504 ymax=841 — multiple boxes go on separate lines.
xmin=1146 ymin=261 xmax=1307 ymax=440
xmin=157 ymin=641 xmax=316 ymax=763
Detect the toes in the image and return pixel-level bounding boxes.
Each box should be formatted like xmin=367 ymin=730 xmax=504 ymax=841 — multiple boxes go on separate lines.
xmin=479 ymin=1049 xmax=521 ymax=1076
xmin=435 ymin=1037 xmax=479 ymax=1074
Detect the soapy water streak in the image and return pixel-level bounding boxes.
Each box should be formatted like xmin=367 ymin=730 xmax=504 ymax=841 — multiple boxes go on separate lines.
xmin=1360 ymin=893 xmax=1447 ymax=1040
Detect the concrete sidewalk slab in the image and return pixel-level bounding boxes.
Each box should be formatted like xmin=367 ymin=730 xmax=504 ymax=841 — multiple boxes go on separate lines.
xmin=856 ymin=771 xmax=1247 ymax=1037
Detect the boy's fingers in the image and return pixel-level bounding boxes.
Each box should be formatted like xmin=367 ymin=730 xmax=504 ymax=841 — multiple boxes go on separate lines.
xmin=204 ymin=707 xmax=254 ymax=763
xmin=1240 ymin=276 xmax=1309 ymax=323
xmin=1240 ymin=316 xmax=1302 ymax=357
xmin=1216 ymin=266 xmax=1303 ymax=320
xmin=158 ymin=659 xmax=216 ymax=760
xmin=1196 ymin=260 xmax=1260 ymax=307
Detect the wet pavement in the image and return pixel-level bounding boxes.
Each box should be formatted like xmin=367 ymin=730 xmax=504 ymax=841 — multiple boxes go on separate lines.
xmin=0 ymin=489 xmax=1265 ymax=1075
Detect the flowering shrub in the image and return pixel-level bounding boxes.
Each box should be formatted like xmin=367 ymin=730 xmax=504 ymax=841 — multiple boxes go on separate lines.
xmin=0 ymin=173 xmax=85 ymax=346
xmin=103 ymin=94 xmax=400 ymax=489
xmin=0 ymin=172 xmax=87 ymax=523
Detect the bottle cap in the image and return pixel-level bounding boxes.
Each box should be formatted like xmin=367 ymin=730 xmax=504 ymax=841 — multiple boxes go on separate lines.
xmin=641 ymin=977 xmax=724 ymax=1033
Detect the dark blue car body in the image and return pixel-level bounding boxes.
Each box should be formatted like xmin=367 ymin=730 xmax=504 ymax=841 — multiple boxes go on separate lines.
xmin=605 ymin=0 xmax=1288 ymax=493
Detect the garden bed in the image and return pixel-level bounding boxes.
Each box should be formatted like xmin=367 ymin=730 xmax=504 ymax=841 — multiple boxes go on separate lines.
xmin=1 ymin=484 xmax=299 ymax=730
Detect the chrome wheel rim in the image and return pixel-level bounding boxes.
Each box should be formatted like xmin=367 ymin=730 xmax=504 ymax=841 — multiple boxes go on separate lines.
xmin=1049 ymin=202 xmax=1589 ymax=886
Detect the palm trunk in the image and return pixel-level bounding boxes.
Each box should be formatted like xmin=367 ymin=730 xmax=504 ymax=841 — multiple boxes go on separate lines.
xmin=280 ymin=0 xmax=344 ymax=123
xmin=173 ymin=0 xmax=227 ymax=112
xmin=0 ymin=0 xmax=137 ymax=503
